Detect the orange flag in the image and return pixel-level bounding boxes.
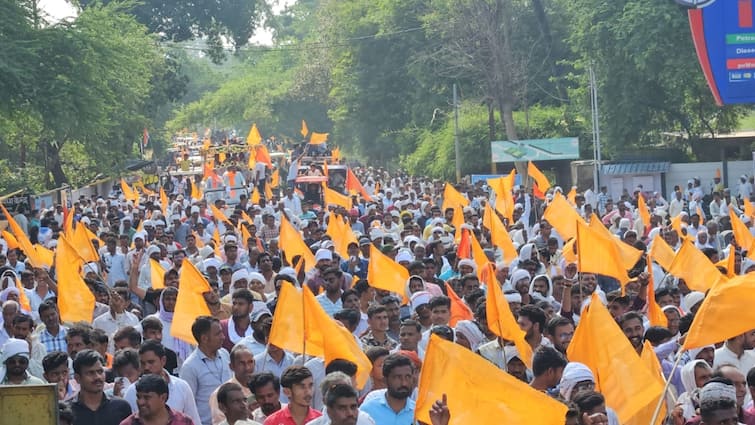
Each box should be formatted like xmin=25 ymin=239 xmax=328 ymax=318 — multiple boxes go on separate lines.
xmin=1 ymin=230 xmax=19 ymax=250
xmin=271 ymin=169 xmax=280 ymax=188
xmin=309 ymin=132 xmax=328 ymax=145
xmin=302 ymin=287 xmax=372 ymax=388
xmin=416 ymin=335 xmax=567 ymax=425
xmin=456 ymin=228 xmax=471 ymax=260
xmin=527 ymin=161 xmax=551 ymax=192
xmin=441 ymin=183 xmax=469 ymax=211
xmin=300 ymin=120 xmax=309 ymax=138
xmin=160 ymin=187 xmax=169 ymax=218
xmin=150 ymin=259 xmax=166 ymax=289
xmin=367 ymin=244 xmax=409 ymax=302
xmin=587 ymin=213 xmax=643 ymax=269
xmin=746 ymin=200 xmax=755 ymax=219
xmin=120 ymin=179 xmax=137 ymax=201
xmin=563 ymin=238 xmax=577 ymax=264
xmin=269 ymin=282 xmax=325 ymax=357
xmin=637 ymin=194 xmax=651 ymax=229
xmin=469 ymin=231 xmax=489 ymax=277
xmin=209 ymin=204 xmax=232 ymax=226
xmin=567 ymin=187 xmax=577 ymax=205
xmin=488 ymin=171 xmax=516 ymax=222
xmin=171 ymin=259 xmax=211 ymax=344
xmin=729 ymin=209 xmax=753 ymax=250
xmin=567 ymin=293 xmax=664 ymax=424
xmin=323 ymin=185 xmax=352 ymax=209
xmin=255 ymin=145 xmax=273 ymax=169
xmin=63 ymin=207 xmax=75 ymax=236
xmin=279 ymin=213 xmax=316 ymax=269
xmin=345 ymin=168 xmax=373 ymax=201
xmin=445 ymin=283 xmax=473 ymax=326
xmin=56 ymin=235 xmax=95 ymax=323
xmin=646 ymin=255 xmax=668 ymax=328
xmin=714 ymin=247 xmax=737 ymax=278
xmin=543 ymin=192 xmax=585 ymax=240
xmin=190 ymin=181 xmax=202 ymax=201
xmin=482 ymin=203 xmax=518 ymax=264
xmin=635 ymin=340 xmax=667 ymax=425
xmin=667 ymin=238 xmax=724 ymax=292
xmin=251 ymin=187 xmax=260 ymax=204
xmin=247 ymin=123 xmax=262 ymax=146
xmin=576 ymin=220 xmax=630 ymax=285
xmin=649 ymin=234 xmax=676 ymax=271
xmin=331 ymin=147 xmax=341 ymax=162
xmin=451 ymin=205 xmax=464 ymax=242
xmin=192 ymin=231 xmax=205 ymax=248
xmin=326 ymin=214 xmax=358 ymax=259
xmin=15 ymin=277 xmax=31 ymax=312
xmin=0 ymin=202 xmax=45 ymax=268
xmin=33 ymin=245 xmax=54 ymax=268
xmin=72 ymin=222 xmax=99 ymax=263
xmin=486 ymin=273 xmax=532 ymax=369
xmin=684 ymin=273 xmax=755 ymax=350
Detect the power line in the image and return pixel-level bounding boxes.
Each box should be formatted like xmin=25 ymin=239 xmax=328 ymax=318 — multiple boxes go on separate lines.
xmin=159 ymin=26 xmax=424 ymax=53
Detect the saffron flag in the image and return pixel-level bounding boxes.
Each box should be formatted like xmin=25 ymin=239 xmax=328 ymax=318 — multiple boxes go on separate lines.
xmin=576 ymin=220 xmax=630 ymax=284
xmin=646 ymin=255 xmax=668 ymax=328
xmin=486 ymin=274 xmax=532 ymax=369
xmin=684 ymin=272 xmax=755 ymax=350
xmin=1 ymin=230 xmax=18 ymax=250
xmin=56 ymin=235 xmax=95 ymax=323
xmin=416 ymin=335 xmax=567 ymax=425
xmin=456 ymin=228 xmax=471 ymax=260
xmin=160 ymin=188 xmax=169 ymax=218
xmin=323 ymin=185 xmax=352 ymax=209
xmin=247 ymin=123 xmax=262 ymax=146
xmin=451 ymin=206 xmax=464 ymax=242
xmin=488 ymin=172 xmax=515 ymax=222
xmin=649 ymin=234 xmax=676 ymax=271
xmin=326 ymin=214 xmax=358 ymax=259
xmin=72 ymin=222 xmax=99 ymax=263
xmin=120 ymin=179 xmax=137 ymax=202
xmin=171 ymin=259 xmax=211 ymax=344
xmin=33 ymin=245 xmax=54 ymax=269
xmin=567 ymin=187 xmax=577 ymax=205
xmin=729 ymin=209 xmax=753 ymax=250
xmin=345 ymin=168 xmax=373 ymax=201
xmin=482 ymin=203 xmax=518 ymax=264
xmin=637 ymin=194 xmax=651 ymax=229
xmin=469 ymin=231 xmax=490 ymax=277
xmin=331 ymin=147 xmax=341 ymax=162
xmin=567 ymin=293 xmax=665 ymax=424
xmin=633 ymin=340 xmax=667 ymax=425
xmin=527 ymin=161 xmax=551 ymax=192
xmin=150 ymin=259 xmax=166 ymax=289
xmin=441 ymin=183 xmax=469 ymax=211
xmin=367 ymin=244 xmax=409 ymax=302
xmin=279 ymin=214 xmax=316 ymax=270
xmin=303 ymin=287 xmax=372 ymax=388
xmin=15 ymin=277 xmax=31 ymax=312
xmin=0 ymin=202 xmax=45 ymax=268
xmin=668 ymin=239 xmax=724 ymax=292
xmin=543 ymin=192 xmax=585 ymax=240
xmin=587 ymin=213 xmax=643 ymax=270
xmin=300 ymin=120 xmax=309 ymax=138
xmin=309 ymin=132 xmax=329 ymax=145
xmin=190 ymin=181 xmax=202 ymax=201
xmin=255 ymin=145 xmax=273 ymax=169
xmin=269 ymin=282 xmax=325 ymax=357
xmin=209 ymin=204 xmax=232 ymax=226
xmin=63 ymin=206 xmax=75 ymax=236
xmin=271 ymin=169 xmax=280 ymax=188
xmin=445 ymin=283 xmax=473 ymax=327
xmin=746 ymin=200 xmax=755 ymax=219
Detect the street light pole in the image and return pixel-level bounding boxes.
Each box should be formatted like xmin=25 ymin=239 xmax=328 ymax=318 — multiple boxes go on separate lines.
xmin=589 ymin=66 xmax=602 ymax=191
xmin=453 ymin=83 xmax=461 ymax=183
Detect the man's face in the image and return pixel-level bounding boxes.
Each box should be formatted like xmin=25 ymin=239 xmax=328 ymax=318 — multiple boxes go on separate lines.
xmin=12 ymin=320 xmax=32 ymax=339
xmin=399 ymin=325 xmax=421 ymax=350
xmin=579 ymin=274 xmax=597 ymax=293
xmin=220 ymin=389 xmax=249 ymax=421
xmin=232 ymin=298 xmax=252 ymax=320
xmin=621 ymin=318 xmax=644 ymax=350
xmin=285 ymin=377 xmax=314 ymax=408
xmin=44 ymin=361 xmax=69 ymax=392
xmin=76 ymin=361 xmax=105 ymax=393
xmin=204 ymin=321 xmax=225 ymax=352
xmin=368 ymin=311 xmax=389 ymax=332
xmin=342 ymin=293 xmax=360 ymax=310
xmin=607 ymin=301 xmax=629 ymax=319
xmin=162 ymin=292 xmax=177 ymax=312
xmin=225 ymin=245 xmax=238 ymax=261
xmin=231 ymin=351 xmax=256 ymax=385
xmin=462 ymin=278 xmax=480 ymax=296
xmin=139 ymin=351 xmax=166 ymax=376
xmin=253 ymin=382 xmax=281 ymax=415
xmin=430 ymin=306 xmax=450 ymax=326
xmin=67 ymin=336 xmax=87 ymax=358
xmin=328 ymin=396 xmax=359 ymax=425
xmin=323 ymin=272 xmax=341 ymax=292
xmin=720 ymin=366 xmax=747 ymax=407
xmin=551 ymin=323 xmax=575 ymax=353
xmin=5 ymin=355 xmax=29 ymax=377
xmin=136 ymin=391 xmax=168 ymax=419
xmin=385 ymin=365 xmax=414 ymax=400
xmin=258 ymin=255 xmax=273 ymax=272
xmin=517 ymin=316 xmax=537 ymax=339
xmin=143 ymin=327 xmax=163 ymax=342
xmin=533 ymin=279 xmax=548 ymax=296
xmin=507 ymin=358 xmax=528 ymax=382
xmin=40 ymin=308 xmax=60 ymax=330
xmin=383 ymin=302 xmax=400 ymax=326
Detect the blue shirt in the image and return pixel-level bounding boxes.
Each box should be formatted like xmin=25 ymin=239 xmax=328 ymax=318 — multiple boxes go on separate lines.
xmin=359 ymin=392 xmax=416 ymax=425
xmin=179 ymin=348 xmax=231 ymax=425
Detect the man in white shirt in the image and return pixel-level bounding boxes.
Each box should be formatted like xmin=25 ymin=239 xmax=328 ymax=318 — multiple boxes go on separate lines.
xmin=669 ymin=191 xmax=685 ymax=218
xmin=103 ymin=237 xmax=128 ymax=286
xmin=123 ymin=340 xmax=202 ymax=425
xmin=316 ymin=268 xmax=344 ymax=317
xmin=92 ymin=288 xmax=139 ymax=351
xmin=713 ymin=331 xmax=755 ymax=375
xmin=281 ymin=187 xmax=303 ymax=217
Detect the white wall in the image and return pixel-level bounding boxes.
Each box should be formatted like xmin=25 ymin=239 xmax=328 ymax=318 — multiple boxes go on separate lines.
xmin=664 ymin=160 xmax=754 ymax=199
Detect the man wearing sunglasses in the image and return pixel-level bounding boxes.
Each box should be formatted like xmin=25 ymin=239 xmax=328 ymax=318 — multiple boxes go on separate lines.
xmin=1 ymin=337 xmax=46 ymax=385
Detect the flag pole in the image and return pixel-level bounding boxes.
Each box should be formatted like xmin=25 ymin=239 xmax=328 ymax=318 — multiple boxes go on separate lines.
xmin=576 ymin=221 xmax=583 ymax=304
xmin=650 ymin=348 xmax=685 ymax=424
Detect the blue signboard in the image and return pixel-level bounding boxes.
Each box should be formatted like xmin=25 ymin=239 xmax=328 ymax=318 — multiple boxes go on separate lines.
xmin=688 ymin=0 xmax=755 ymax=104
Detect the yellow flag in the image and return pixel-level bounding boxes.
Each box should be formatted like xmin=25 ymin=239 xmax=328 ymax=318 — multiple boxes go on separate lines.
xmin=469 ymin=231 xmax=489 ymax=278
xmin=567 ymin=293 xmax=665 ymax=424
xmin=15 ymin=277 xmax=31 ymax=312
xmin=191 ymin=181 xmax=202 ymax=201
xmin=1 ymin=230 xmax=18 ymax=250
xmin=445 ymin=283 xmax=473 ymax=327
xmin=302 ymin=287 xmax=372 ymax=388
xmin=192 ymin=231 xmax=205 ymax=248
xmin=441 ymin=183 xmax=469 ymax=211
xmin=563 ymin=238 xmax=577 ymax=264
xmin=265 ymin=183 xmax=273 ymax=200
xmin=209 ymin=204 xmax=232 ymax=226
xmin=587 ymin=213 xmax=643 ymax=269
xmin=482 ymin=203 xmax=518 ymax=264
xmin=251 ymin=187 xmax=260 ymax=204
xmin=486 ymin=274 xmax=532 ymax=369
xmin=684 ymin=273 xmax=755 ymax=350
xmin=567 ymin=187 xmax=577 ymax=205
xmin=269 ymin=282 xmax=325 ymax=357
xmin=160 ymin=188 xmax=169 ymax=218
xmin=247 ymin=123 xmax=262 ymax=146
xmin=279 ymin=213 xmax=316 ymax=269
xmin=576 ymin=220 xmax=630 ymax=284
xmin=323 ymin=185 xmax=352 ymax=209
xmin=326 ymin=214 xmax=358 ymax=259
xmin=150 ymin=259 xmax=165 ymax=289
xmin=0 ymin=202 xmax=45 ymax=268
xmin=746 ymin=200 xmax=755 ymax=219
xmin=56 ymin=235 xmax=95 ymax=323
xmin=649 ymin=234 xmax=676 ymax=271
xmin=33 ymin=245 xmax=54 ymax=268
xmin=451 ymin=205 xmax=464 ymax=242
xmin=367 ymin=244 xmax=409 ymax=302
xmin=637 ymin=194 xmax=651 ymax=228
xmin=729 ymin=209 xmax=753 ymax=251
xmin=543 ymin=192 xmax=586 ymax=240
xmin=646 ymin=255 xmax=668 ymax=328
xmin=171 ymin=259 xmax=211 ymax=344
xmin=714 ymin=246 xmax=737 ymax=278
xmin=527 ymin=161 xmax=551 ymax=192
xmin=668 ymin=239 xmax=724 ymax=292
xmin=416 ymin=335 xmax=567 ymax=425
xmin=120 ymin=178 xmax=137 ymax=201
xmin=309 ymin=132 xmax=328 ymax=145
xmin=300 ymin=120 xmax=309 ymax=138
xmin=631 ymin=340 xmax=667 ymax=425
xmin=72 ymin=222 xmax=99 ymax=263
xmin=63 ymin=208 xmax=75 ymax=236
xmin=487 ymin=171 xmax=515 ymax=222
xmin=271 ymin=169 xmax=280 ymax=188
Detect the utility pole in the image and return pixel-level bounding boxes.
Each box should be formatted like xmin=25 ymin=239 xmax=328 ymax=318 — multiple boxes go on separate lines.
xmin=589 ymin=66 xmax=602 ymax=191
xmin=453 ymin=83 xmax=461 ymax=183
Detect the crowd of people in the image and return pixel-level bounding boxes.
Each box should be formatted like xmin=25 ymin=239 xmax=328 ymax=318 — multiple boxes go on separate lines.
xmin=0 ymin=162 xmax=753 ymax=425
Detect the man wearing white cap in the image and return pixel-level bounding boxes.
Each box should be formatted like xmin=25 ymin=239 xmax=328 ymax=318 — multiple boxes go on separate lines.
xmin=0 ymin=338 xmax=45 ymax=385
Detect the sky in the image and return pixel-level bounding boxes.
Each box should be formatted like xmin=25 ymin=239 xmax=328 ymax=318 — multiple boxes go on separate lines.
xmin=39 ymin=0 xmax=293 ymax=45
